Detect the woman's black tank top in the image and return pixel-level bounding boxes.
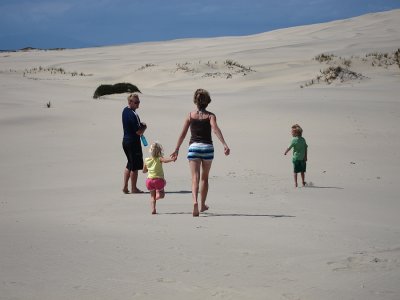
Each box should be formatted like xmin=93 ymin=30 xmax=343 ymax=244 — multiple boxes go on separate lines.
xmin=189 ymin=114 xmax=213 ymax=145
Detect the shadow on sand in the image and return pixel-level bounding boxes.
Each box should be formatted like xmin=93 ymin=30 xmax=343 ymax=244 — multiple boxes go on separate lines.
xmin=305 ymin=185 xmax=344 ymax=189
xmin=165 ymin=190 xmax=192 ymax=194
xmin=162 ymin=212 xmax=295 ymax=218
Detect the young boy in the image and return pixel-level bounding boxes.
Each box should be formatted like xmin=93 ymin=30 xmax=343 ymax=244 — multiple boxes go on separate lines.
xmin=284 ymin=124 xmax=308 ymax=187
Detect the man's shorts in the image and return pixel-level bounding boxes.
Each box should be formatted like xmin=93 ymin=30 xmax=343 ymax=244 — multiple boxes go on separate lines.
xmin=293 ymin=160 xmax=306 ymax=173
xmin=146 ymin=178 xmax=166 ymax=191
xmin=122 ymin=140 xmax=143 ymax=171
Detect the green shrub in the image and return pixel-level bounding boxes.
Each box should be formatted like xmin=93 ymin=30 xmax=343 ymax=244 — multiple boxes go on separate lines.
xmin=93 ymin=83 xmax=141 ymax=99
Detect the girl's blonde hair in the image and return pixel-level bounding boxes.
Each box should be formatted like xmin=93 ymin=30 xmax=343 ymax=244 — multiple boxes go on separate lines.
xmin=150 ymin=142 xmax=163 ymax=158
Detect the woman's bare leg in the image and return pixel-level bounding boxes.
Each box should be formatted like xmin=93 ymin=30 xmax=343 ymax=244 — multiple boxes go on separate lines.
xmin=189 ymin=160 xmax=201 ymax=216
xmin=200 ymin=160 xmax=212 ymax=212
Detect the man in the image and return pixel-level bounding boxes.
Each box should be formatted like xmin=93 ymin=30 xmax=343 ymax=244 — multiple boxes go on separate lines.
xmin=122 ymin=93 xmax=147 ymax=193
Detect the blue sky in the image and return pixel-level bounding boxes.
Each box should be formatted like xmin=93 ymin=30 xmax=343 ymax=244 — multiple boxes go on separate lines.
xmin=1 ymin=0 xmax=399 ymax=50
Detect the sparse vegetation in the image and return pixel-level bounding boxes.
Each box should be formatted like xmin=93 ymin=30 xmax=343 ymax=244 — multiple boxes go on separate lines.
xmin=314 ymin=53 xmax=352 ymax=67
xmin=321 ymin=66 xmax=365 ymax=84
xmin=205 ymin=61 xmax=218 ymax=69
xmin=175 ymin=62 xmax=195 ymax=73
xmin=202 ymin=72 xmax=233 ymax=79
xmin=137 ymin=63 xmax=156 ymax=71
xmin=19 ymin=47 xmax=66 ymax=52
xmin=170 ymin=59 xmax=255 ymax=78
xmin=301 ymin=65 xmax=366 ymax=88
xmin=365 ymin=51 xmax=398 ymax=68
xmin=93 ymin=83 xmax=141 ymax=99
xmin=314 ymin=53 xmax=335 ymax=63
xmin=134 ymin=59 xmax=255 ymax=79
xmin=302 ymin=49 xmax=400 ymax=87
xmin=395 ymin=49 xmax=400 ymax=68
xmin=46 ymin=101 xmax=51 ymax=108
xmin=1 ymin=66 xmax=92 ymax=79
xmin=341 ymin=58 xmax=352 ymax=67
xmin=23 ymin=66 xmax=92 ymax=78
xmin=224 ymin=59 xmax=255 ymax=75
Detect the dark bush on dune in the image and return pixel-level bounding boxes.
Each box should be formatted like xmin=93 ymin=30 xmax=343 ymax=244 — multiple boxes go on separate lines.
xmin=93 ymin=83 xmax=141 ymax=99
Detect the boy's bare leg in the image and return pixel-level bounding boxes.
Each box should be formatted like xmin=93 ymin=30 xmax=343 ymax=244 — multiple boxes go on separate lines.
xmin=200 ymin=160 xmax=212 ymax=212
xmin=150 ymin=190 xmax=157 ymax=214
xmin=294 ymin=173 xmax=298 ymax=188
xmin=189 ymin=160 xmax=201 ymax=217
xmin=301 ymin=172 xmax=306 ymax=186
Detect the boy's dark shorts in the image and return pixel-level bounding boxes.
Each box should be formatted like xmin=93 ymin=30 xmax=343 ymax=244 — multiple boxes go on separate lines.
xmin=293 ymin=160 xmax=306 ymax=173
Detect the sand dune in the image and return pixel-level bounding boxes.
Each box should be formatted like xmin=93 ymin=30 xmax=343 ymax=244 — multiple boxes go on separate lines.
xmin=1 ymin=9 xmax=400 ymax=300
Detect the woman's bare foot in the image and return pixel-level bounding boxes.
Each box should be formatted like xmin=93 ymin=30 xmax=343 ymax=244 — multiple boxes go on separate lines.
xmin=193 ymin=203 xmax=199 ymax=217
xmin=200 ymin=204 xmax=209 ymax=212
xmin=151 ymin=201 xmax=156 ymax=214
xmin=122 ymin=188 xmax=130 ymax=194
xmin=131 ymin=189 xmax=144 ymax=194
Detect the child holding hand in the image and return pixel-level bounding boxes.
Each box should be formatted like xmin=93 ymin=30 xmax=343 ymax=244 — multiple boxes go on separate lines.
xmin=143 ymin=142 xmax=176 ymax=214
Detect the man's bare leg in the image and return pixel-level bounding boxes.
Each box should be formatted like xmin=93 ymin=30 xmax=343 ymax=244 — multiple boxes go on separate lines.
xmin=123 ymin=168 xmax=130 ymax=193
xmin=130 ymin=170 xmax=143 ymax=193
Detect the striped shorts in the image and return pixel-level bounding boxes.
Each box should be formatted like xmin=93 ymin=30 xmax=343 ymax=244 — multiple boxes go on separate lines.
xmin=187 ymin=143 xmax=214 ymax=161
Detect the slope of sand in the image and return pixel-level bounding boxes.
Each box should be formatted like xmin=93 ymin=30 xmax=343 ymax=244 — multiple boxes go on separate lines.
xmin=1 ymin=9 xmax=400 ymax=300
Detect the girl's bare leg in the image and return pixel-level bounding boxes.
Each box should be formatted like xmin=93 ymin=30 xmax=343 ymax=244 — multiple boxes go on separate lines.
xmin=150 ymin=190 xmax=157 ymax=214
xmin=200 ymin=160 xmax=212 ymax=212
xmin=156 ymin=190 xmax=165 ymax=200
xmin=189 ymin=160 xmax=201 ymax=217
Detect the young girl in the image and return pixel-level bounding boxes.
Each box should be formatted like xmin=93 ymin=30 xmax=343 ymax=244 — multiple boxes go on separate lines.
xmin=143 ymin=142 xmax=175 ymax=214
xmin=284 ymin=124 xmax=308 ymax=187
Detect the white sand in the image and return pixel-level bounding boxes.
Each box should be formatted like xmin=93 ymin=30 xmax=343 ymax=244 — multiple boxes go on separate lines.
xmin=1 ymin=9 xmax=400 ymax=300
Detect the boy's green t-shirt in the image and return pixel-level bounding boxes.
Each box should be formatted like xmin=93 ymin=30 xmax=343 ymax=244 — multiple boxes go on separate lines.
xmin=289 ymin=136 xmax=308 ymax=162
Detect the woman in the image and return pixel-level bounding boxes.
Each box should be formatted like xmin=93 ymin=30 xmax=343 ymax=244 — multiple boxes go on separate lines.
xmin=171 ymin=89 xmax=230 ymax=216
